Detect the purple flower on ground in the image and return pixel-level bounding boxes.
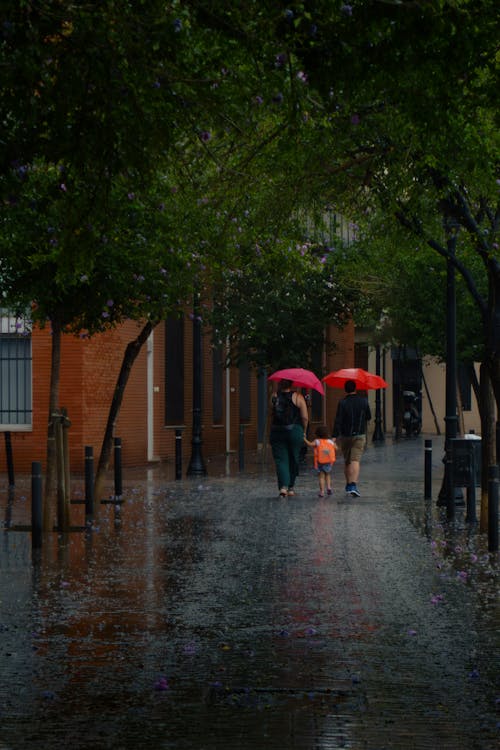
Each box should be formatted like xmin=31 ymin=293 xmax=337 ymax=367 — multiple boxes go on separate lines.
xmin=154 ymin=676 xmax=169 ymax=691
xmin=254 ymin=95 xmax=264 ymax=105
xmin=430 ymin=593 xmax=444 ymax=604
xmin=199 ymin=131 xmax=211 ymax=143
xmin=407 ymin=629 xmax=417 ymax=636
xmin=60 ymin=183 xmax=67 ymax=192
xmin=127 ymin=192 xmax=135 ymax=200
xmin=272 ymin=92 xmax=284 ymax=104
xmin=275 ymin=53 xmax=287 ymax=67
xmin=350 ymin=114 xmax=360 ymax=125
xmin=341 ymin=4 xmax=353 ymax=16
xmin=468 ymin=668 xmax=480 ymax=681
xmin=106 ymin=299 xmax=114 ymax=307
xmin=173 ymin=19 xmax=182 ymax=32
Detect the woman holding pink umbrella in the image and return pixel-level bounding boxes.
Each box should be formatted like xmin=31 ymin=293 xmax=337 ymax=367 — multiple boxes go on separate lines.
xmin=269 ymin=379 xmax=309 ymax=498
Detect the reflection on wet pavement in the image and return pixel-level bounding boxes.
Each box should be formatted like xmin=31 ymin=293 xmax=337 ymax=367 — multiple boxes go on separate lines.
xmin=1 ymin=436 xmax=499 ymax=749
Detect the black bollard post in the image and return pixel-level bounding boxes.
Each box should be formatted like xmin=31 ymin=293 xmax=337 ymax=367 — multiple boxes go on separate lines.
xmin=114 ymin=437 xmax=122 ymax=499
xmin=5 ymin=431 xmax=15 ymax=487
xmin=239 ymin=425 xmax=245 ymax=471
xmin=465 ymin=446 xmax=478 ymax=524
xmin=445 ymin=447 xmax=455 ymax=520
xmin=424 ymin=439 xmax=432 ymax=499
xmin=31 ymin=461 xmax=43 ymax=549
xmin=496 ymin=422 xmax=500 ymax=465
xmin=84 ymin=446 xmax=94 ymax=522
xmin=488 ymin=465 xmax=499 ymax=553
xmin=175 ymin=429 xmax=182 ymax=480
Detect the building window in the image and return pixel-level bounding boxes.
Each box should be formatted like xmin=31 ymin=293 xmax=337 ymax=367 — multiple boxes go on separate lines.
xmin=212 ymin=344 xmax=224 ymax=425
xmin=310 ymin=350 xmax=323 ymax=423
xmin=239 ymin=360 xmax=251 ymax=423
xmin=0 ymin=311 xmax=32 ymax=429
xmin=165 ymin=316 xmax=184 ymax=425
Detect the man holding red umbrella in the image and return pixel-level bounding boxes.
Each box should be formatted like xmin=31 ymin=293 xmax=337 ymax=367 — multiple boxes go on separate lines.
xmin=332 ymin=380 xmax=371 ymax=497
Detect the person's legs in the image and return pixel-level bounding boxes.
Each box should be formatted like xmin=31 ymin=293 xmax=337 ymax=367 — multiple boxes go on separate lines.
xmin=287 ymin=424 xmax=304 ymax=491
xmin=346 ymin=437 xmax=366 ymax=495
xmin=270 ymin=431 xmax=291 ymax=493
xmin=318 ymin=471 xmax=326 ymax=496
xmin=340 ymin=438 xmax=353 ymax=487
xmin=325 ymin=469 xmax=332 ymax=493
xmin=345 ymin=460 xmax=360 ymax=484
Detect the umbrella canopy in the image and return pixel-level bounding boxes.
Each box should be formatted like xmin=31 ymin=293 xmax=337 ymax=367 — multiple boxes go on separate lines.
xmin=322 ymin=367 xmax=388 ymax=390
xmin=268 ymin=367 xmax=325 ymax=395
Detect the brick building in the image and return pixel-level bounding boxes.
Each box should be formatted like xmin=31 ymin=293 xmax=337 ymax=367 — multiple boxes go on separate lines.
xmin=0 ymin=311 xmax=354 ymax=476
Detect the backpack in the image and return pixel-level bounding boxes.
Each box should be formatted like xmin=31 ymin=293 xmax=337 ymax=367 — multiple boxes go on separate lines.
xmin=314 ymin=438 xmax=336 ymax=468
xmin=272 ymin=391 xmax=296 ymax=426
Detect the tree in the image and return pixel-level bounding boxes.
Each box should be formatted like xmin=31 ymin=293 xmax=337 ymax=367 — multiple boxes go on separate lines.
xmin=210 ymin=240 xmax=353 ymax=371
xmin=0 ymin=1 xmax=303 ymax=513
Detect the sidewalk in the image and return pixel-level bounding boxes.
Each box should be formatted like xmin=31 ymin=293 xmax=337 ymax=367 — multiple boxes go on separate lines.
xmin=0 ymin=435 xmax=499 ymax=749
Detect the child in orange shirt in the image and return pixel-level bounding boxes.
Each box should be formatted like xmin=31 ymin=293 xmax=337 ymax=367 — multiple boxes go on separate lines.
xmin=304 ymin=424 xmax=336 ymax=497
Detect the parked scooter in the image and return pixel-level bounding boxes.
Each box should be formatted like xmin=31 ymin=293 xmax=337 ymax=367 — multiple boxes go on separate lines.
xmin=402 ymin=390 xmax=421 ymax=437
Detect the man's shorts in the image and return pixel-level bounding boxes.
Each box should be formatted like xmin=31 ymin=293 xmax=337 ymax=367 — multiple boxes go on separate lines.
xmin=340 ymin=436 xmax=366 ymax=464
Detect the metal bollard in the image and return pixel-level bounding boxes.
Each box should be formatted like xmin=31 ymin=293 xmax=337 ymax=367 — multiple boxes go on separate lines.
xmin=175 ymin=429 xmax=182 ymax=480
xmin=114 ymin=437 xmax=122 ymax=499
xmin=84 ymin=446 xmax=94 ymax=521
xmin=5 ymin=431 xmax=15 ymax=487
xmin=445 ymin=447 xmax=455 ymax=520
xmin=488 ymin=465 xmax=499 ymax=552
xmin=424 ymin=439 xmax=432 ymax=499
xmin=239 ymin=425 xmax=245 ymax=471
xmin=31 ymin=461 xmax=43 ymax=549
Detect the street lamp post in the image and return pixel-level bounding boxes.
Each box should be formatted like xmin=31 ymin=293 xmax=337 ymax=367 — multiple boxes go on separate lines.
xmin=437 ymin=221 xmax=461 ymax=513
xmin=187 ymin=293 xmax=207 ymax=477
xmin=373 ymin=344 xmax=385 ymax=442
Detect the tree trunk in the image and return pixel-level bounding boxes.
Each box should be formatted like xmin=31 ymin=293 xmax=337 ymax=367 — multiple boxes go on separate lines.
xmin=479 ymin=362 xmax=495 ymax=533
xmin=94 ymin=320 xmax=155 ymax=501
xmin=43 ymin=319 xmax=62 ymax=530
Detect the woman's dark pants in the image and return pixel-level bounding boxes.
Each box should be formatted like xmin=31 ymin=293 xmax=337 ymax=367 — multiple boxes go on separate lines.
xmin=270 ymin=424 xmax=304 ymax=490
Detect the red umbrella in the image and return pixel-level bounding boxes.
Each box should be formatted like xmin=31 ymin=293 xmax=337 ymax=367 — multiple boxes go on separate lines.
xmin=322 ymin=367 xmax=388 ymax=390
xmin=268 ymin=367 xmax=325 ymax=395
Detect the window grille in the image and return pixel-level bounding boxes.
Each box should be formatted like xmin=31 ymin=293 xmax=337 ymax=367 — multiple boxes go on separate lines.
xmin=0 ymin=310 xmax=32 ymax=429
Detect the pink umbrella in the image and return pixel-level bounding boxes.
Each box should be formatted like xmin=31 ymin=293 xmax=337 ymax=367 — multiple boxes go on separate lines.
xmin=268 ymin=367 xmax=325 ymax=395
xmin=322 ymin=367 xmax=387 ymax=390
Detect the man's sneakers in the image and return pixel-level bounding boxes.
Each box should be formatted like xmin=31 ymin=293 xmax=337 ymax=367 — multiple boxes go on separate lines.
xmin=345 ymin=483 xmax=361 ymax=497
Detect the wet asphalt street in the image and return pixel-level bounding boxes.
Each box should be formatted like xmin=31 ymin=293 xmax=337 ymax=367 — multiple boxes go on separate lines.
xmin=0 ymin=435 xmax=499 ymax=750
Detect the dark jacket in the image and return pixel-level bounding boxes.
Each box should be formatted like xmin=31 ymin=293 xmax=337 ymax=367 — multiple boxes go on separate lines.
xmin=333 ymin=393 xmax=371 ymax=438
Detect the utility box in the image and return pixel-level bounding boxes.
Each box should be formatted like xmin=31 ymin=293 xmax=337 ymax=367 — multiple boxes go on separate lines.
xmin=451 ymin=436 xmax=481 ymax=488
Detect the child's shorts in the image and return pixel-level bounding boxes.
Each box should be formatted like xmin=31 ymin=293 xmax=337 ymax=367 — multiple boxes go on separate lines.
xmin=315 ymin=462 xmax=333 ymax=474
